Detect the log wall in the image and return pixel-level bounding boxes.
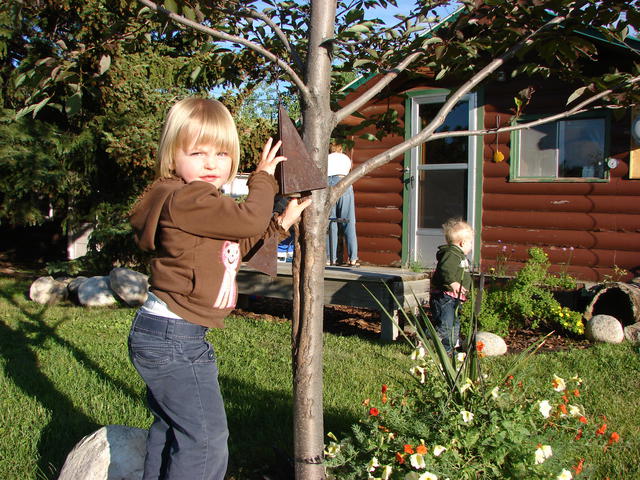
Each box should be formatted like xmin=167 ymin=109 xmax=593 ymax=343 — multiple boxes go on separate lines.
xmin=482 ymin=81 xmax=640 ymax=282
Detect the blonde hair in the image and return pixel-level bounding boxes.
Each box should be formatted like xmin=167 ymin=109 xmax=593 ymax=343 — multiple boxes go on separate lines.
xmin=157 ymin=98 xmax=240 ymax=183
xmin=443 ymin=218 xmax=473 ymax=244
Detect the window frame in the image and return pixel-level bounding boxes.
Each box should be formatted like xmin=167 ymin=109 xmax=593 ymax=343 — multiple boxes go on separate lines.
xmin=509 ymin=111 xmax=611 ymax=183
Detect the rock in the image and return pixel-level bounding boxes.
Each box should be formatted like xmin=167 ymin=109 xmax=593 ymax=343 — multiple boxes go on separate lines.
xmin=29 ymin=276 xmax=68 ymax=305
xmin=57 ymin=425 xmax=147 ymax=480
xmin=475 ymin=331 xmax=507 ymax=356
xmin=77 ymin=276 xmax=118 ymax=307
xmin=67 ymin=276 xmax=89 ymax=303
xmin=109 ymin=268 xmax=148 ymax=307
xmin=624 ymin=322 xmax=640 ymax=345
xmin=585 ymin=314 xmax=624 ymax=344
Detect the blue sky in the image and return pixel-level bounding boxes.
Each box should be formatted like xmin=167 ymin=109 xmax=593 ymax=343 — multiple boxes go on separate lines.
xmin=369 ymin=0 xmax=461 ymax=27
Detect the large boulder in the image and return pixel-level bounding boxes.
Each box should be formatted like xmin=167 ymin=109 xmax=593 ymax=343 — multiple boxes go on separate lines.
xmin=57 ymin=425 xmax=147 ymax=480
xmin=585 ymin=314 xmax=624 ymax=344
xmin=475 ymin=331 xmax=507 ymax=356
xmin=77 ymin=276 xmax=118 ymax=307
xmin=29 ymin=276 xmax=68 ymax=305
xmin=623 ymin=322 xmax=640 ymax=345
xmin=109 ymin=268 xmax=148 ymax=307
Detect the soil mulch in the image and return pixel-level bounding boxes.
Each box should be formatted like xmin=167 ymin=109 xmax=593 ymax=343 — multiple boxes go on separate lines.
xmin=234 ymin=296 xmax=592 ymax=353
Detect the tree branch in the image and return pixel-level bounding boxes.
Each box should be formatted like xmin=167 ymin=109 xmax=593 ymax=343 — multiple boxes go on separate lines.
xmin=330 ymin=13 xmax=571 ymax=203
xmin=137 ymin=0 xmax=311 ymax=103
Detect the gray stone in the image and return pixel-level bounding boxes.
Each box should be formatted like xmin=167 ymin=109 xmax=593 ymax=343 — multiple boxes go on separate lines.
xmin=475 ymin=331 xmax=507 ymax=356
xmin=109 ymin=268 xmax=148 ymax=307
xmin=624 ymin=322 xmax=640 ymax=345
xmin=57 ymin=425 xmax=147 ymax=480
xmin=67 ymin=276 xmax=88 ymax=296
xmin=29 ymin=276 xmax=68 ymax=305
xmin=585 ymin=314 xmax=624 ymax=344
xmin=77 ymin=276 xmax=118 ymax=307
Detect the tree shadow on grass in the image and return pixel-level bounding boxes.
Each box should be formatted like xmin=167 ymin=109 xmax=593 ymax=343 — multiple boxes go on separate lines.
xmin=0 ymin=287 xmax=145 ymax=479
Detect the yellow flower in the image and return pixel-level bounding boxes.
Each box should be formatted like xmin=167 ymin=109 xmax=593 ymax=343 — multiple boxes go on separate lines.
xmin=552 ymin=374 xmax=566 ymax=392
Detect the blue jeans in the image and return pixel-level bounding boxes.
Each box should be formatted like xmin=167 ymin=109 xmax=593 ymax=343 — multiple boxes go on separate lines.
xmin=327 ymin=175 xmax=358 ymax=264
xmin=429 ymin=292 xmax=461 ymax=353
xmin=128 ymin=310 xmax=228 ymax=480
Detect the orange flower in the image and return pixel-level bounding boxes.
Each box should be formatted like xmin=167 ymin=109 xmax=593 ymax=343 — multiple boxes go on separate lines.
xmin=575 ymin=428 xmax=583 ymax=440
xmin=607 ymin=432 xmax=620 ymax=445
xmin=573 ymin=389 xmax=580 ymax=397
xmin=404 ymin=444 xmax=414 ymax=454
xmin=416 ymin=444 xmax=428 ymax=454
xmin=382 ymin=393 xmax=388 ymax=404
xmin=369 ymin=407 xmax=380 ymax=417
xmin=562 ymin=394 xmax=569 ymax=403
xmin=558 ymin=404 xmax=568 ymax=415
xmin=595 ymin=423 xmax=607 ymax=436
xmin=573 ymin=458 xmax=585 ymax=475
xmin=579 ymin=416 xmax=588 ymax=424
xmin=395 ymin=452 xmax=405 ymax=464
xmin=476 ymin=341 xmax=485 ymax=352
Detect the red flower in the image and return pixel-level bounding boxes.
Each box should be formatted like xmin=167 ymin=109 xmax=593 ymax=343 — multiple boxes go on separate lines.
xmin=595 ymin=423 xmax=607 ymax=436
xmin=575 ymin=428 xmax=583 ymax=440
xmin=476 ymin=341 xmax=485 ymax=352
xmin=381 ymin=384 xmax=388 ymax=393
xmin=395 ymin=452 xmax=405 ymax=464
xmin=369 ymin=407 xmax=380 ymax=417
xmin=416 ymin=444 xmax=427 ymax=454
xmin=573 ymin=458 xmax=585 ymax=475
xmin=607 ymin=432 xmax=620 ymax=445
xmin=404 ymin=444 xmax=414 ymax=454
xmin=579 ymin=416 xmax=588 ymax=424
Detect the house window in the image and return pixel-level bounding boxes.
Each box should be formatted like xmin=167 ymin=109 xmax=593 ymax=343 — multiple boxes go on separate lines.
xmin=511 ymin=115 xmax=609 ymax=181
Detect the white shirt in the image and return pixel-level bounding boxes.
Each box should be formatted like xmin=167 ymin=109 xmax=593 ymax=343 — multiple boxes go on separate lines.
xmin=327 ymin=152 xmax=352 ymax=176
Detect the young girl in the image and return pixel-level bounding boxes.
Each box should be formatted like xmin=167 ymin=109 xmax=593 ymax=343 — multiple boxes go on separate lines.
xmin=128 ymin=97 xmax=310 ymax=480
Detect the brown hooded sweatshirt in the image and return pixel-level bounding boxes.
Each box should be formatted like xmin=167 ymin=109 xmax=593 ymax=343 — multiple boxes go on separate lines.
xmin=130 ymin=171 xmax=285 ymax=328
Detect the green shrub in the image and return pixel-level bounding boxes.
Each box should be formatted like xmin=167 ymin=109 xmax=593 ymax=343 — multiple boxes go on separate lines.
xmin=460 ymin=248 xmax=582 ymax=337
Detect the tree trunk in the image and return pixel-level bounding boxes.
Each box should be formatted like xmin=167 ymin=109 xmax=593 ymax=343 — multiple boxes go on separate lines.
xmin=291 ymin=0 xmax=336 ymax=476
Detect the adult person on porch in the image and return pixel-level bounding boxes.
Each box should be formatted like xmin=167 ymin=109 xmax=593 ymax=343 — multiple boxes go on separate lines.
xmin=326 ymin=140 xmax=359 ymax=267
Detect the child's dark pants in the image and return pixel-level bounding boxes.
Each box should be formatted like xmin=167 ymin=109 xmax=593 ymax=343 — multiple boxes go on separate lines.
xmin=128 ymin=310 xmax=228 ymax=480
xmin=429 ymin=291 xmax=461 ymax=353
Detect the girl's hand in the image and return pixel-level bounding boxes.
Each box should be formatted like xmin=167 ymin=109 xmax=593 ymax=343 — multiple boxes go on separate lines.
xmin=256 ymin=137 xmax=286 ymax=176
xmin=449 ymin=282 xmax=467 ymax=296
xmin=278 ymin=197 xmax=313 ymax=231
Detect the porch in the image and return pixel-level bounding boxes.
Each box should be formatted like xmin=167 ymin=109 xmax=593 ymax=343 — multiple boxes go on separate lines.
xmin=236 ymin=263 xmax=430 ymax=341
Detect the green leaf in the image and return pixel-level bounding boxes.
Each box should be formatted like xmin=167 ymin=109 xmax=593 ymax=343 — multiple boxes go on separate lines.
xmin=65 ymin=92 xmax=82 ymax=116
xmin=32 ymin=96 xmax=52 ymax=117
xmin=98 ymin=55 xmax=111 ymax=75
xmin=345 ymin=24 xmax=370 ymax=34
xmin=566 ymin=86 xmax=587 ymax=105
xmin=190 ymin=65 xmax=202 ymax=81
xmin=163 ymin=0 xmax=178 ymax=13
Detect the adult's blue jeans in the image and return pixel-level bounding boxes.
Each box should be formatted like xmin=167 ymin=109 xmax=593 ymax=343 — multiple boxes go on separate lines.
xmin=429 ymin=292 xmax=461 ymax=353
xmin=327 ymin=175 xmax=358 ymax=264
xmin=128 ymin=310 xmax=228 ymax=480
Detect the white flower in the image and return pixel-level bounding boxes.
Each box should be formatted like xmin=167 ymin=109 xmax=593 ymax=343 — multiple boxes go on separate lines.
xmin=557 ymin=468 xmax=573 ymax=480
xmin=456 ymin=352 xmax=466 ymax=363
xmin=491 ymin=386 xmax=500 ymax=399
xmin=568 ymin=404 xmax=582 ymax=417
xmin=410 ymin=453 xmax=426 ymax=469
xmin=538 ymin=400 xmax=552 ymax=418
xmin=459 ymin=377 xmax=473 ymax=393
xmin=432 ymin=445 xmax=447 ymax=456
xmin=418 ymin=472 xmax=438 ymax=480
xmin=534 ymin=445 xmax=553 ymax=464
xmin=381 ymin=465 xmax=393 ymax=480
xmin=411 ymin=344 xmax=427 ymax=360
xmin=571 ymin=375 xmax=583 ymax=385
xmin=410 ymin=366 xmax=427 ymax=384
xmin=552 ymin=374 xmax=566 ymax=392
xmin=460 ymin=410 xmax=474 ymax=423
xmin=367 ymin=456 xmax=379 ymax=473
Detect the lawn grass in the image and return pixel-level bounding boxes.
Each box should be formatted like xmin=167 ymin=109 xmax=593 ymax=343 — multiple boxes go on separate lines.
xmin=0 ymin=275 xmax=638 ymax=479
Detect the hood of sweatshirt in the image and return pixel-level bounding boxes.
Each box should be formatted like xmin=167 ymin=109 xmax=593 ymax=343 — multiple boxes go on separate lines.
xmin=129 ymin=177 xmax=186 ymax=252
